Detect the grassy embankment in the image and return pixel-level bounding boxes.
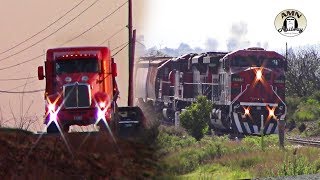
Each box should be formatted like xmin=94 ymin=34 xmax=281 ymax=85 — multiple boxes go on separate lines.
xmin=156 ymin=126 xmax=320 ymax=179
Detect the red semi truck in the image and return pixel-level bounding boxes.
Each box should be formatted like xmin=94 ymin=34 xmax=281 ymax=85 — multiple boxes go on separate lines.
xmin=38 ymin=46 xmax=143 ymax=134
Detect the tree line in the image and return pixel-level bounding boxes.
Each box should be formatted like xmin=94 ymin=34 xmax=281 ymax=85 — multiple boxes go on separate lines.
xmin=286 ymin=46 xmax=320 ymax=97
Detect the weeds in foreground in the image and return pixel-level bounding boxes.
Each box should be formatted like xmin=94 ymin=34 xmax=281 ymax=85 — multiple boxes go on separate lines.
xmin=275 ymin=149 xmax=317 ymax=176
xmin=157 ymin=126 xmax=320 ymax=178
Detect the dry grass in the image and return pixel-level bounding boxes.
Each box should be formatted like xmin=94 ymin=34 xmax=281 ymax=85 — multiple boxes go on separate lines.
xmin=0 ymin=129 xmax=159 ymax=179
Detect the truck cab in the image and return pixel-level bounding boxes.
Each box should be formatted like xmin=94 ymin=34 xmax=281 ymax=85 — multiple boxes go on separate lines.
xmin=38 ymin=46 xmax=118 ymax=133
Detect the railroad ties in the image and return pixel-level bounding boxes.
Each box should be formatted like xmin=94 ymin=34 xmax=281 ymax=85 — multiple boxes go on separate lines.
xmin=287 ymin=138 xmax=320 ymax=147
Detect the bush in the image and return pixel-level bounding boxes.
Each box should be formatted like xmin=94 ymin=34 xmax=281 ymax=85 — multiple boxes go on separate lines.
xmin=242 ymin=135 xmax=278 ymax=149
xmin=156 ymin=126 xmax=196 ymax=155
xmin=278 ymin=155 xmax=316 ymax=176
xmin=294 ymin=98 xmax=320 ymax=121
xmin=162 ymin=139 xmax=229 ymax=174
xmin=286 ymin=97 xmax=303 ymax=121
xmin=179 ymin=96 xmax=213 ymax=140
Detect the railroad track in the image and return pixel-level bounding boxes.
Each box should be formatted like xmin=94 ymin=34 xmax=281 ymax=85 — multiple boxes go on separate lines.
xmin=287 ymin=138 xmax=320 ymax=147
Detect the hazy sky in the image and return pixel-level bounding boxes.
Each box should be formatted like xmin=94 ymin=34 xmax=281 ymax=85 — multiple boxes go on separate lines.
xmin=0 ymin=0 xmax=147 ymax=130
xmin=144 ymin=0 xmax=319 ymax=52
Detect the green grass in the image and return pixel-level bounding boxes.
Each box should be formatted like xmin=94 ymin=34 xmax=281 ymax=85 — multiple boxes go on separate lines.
xmin=156 ymin=126 xmax=320 ymax=179
xmin=180 ymin=164 xmax=252 ymax=180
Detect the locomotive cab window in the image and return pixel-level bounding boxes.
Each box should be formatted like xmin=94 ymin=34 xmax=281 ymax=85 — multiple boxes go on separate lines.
xmin=231 ymin=57 xmax=252 ymax=67
xmin=264 ymin=59 xmax=283 ymax=68
xmin=55 ymin=58 xmax=100 ymax=74
xmin=231 ymin=57 xmax=284 ymax=68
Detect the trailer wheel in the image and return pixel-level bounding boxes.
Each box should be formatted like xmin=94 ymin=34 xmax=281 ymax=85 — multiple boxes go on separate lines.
xmin=47 ymin=122 xmax=59 ymax=134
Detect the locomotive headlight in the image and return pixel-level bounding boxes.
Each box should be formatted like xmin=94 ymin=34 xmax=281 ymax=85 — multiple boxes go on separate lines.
xmin=256 ymin=70 xmax=262 ymax=80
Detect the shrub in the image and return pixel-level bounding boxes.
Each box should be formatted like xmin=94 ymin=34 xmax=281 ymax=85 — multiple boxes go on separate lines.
xmin=278 ymin=155 xmax=316 ymax=176
xmin=294 ymin=98 xmax=320 ymax=121
xmin=242 ymin=135 xmax=278 ymax=149
xmin=286 ymin=96 xmax=303 ymax=121
xmin=179 ymin=96 xmax=213 ymax=140
xmin=156 ymin=126 xmax=196 ymax=155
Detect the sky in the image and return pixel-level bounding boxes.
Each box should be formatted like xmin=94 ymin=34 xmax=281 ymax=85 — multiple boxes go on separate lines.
xmin=143 ymin=0 xmax=319 ymax=53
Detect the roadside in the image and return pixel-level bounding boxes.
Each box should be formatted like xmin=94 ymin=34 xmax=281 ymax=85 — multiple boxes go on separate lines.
xmin=0 ymin=128 xmax=159 ymax=179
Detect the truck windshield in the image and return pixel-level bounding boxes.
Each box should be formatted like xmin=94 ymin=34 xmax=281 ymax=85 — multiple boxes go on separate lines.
xmin=55 ymin=58 xmax=99 ymax=74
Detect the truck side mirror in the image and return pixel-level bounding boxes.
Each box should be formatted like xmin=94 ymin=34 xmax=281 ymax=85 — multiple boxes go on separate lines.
xmin=112 ymin=63 xmax=117 ymax=77
xmin=38 ymin=66 xmax=45 ymax=80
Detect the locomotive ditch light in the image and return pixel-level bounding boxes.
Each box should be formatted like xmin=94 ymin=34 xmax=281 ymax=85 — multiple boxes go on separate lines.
xmin=241 ymin=106 xmax=252 ymax=119
xmin=244 ymin=107 xmax=250 ymax=116
xmin=267 ymin=105 xmax=277 ymax=121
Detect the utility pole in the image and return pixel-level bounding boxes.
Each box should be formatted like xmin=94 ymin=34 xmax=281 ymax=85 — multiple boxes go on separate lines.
xmin=278 ymin=42 xmax=287 ymax=149
xmin=128 ymin=0 xmax=133 ymax=106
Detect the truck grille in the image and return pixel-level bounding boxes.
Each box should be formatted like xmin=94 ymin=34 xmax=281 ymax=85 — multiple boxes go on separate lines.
xmin=64 ymin=83 xmax=91 ymax=108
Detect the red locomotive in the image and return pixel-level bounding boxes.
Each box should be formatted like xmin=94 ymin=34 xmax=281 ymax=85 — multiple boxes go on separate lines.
xmin=135 ymin=47 xmax=287 ymax=134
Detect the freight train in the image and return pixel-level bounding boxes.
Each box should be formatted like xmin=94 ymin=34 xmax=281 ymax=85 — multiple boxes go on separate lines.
xmin=38 ymin=46 xmax=144 ymax=134
xmin=135 ymin=47 xmax=287 ymax=134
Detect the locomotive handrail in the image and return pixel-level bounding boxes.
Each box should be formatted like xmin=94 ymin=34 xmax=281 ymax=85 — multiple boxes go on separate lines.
xmin=230 ymin=84 xmax=250 ymax=105
xmin=270 ymin=85 xmax=287 ymax=120
xmin=183 ymin=82 xmax=218 ymax=85
xmin=229 ymin=84 xmax=250 ymax=115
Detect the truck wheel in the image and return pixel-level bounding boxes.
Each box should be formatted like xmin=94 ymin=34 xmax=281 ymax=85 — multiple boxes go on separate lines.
xmin=63 ymin=125 xmax=70 ymax=133
xmin=47 ymin=122 xmax=59 ymax=134
xmin=97 ymin=119 xmax=118 ymax=136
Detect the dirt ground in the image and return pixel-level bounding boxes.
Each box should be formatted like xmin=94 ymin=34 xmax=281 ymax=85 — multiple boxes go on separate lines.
xmin=0 ymin=128 xmax=159 ymax=179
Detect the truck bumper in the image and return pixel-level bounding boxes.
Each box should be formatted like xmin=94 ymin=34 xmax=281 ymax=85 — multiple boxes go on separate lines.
xmin=44 ymin=108 xmax=110 ymax=126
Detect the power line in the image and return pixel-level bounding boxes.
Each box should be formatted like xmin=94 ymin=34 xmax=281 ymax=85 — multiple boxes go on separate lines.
xmin=0 ymin=89 xmax=44 ymax=94
xmin=61 ymin=1 xmax=127 ymax=45
xmin=0 ymin=1 xmax=128 ymax=71
xmin=112 ymin=41 xmax=129 ymax=51
xmin=0 ymin=79 xmax=43 ymax=94
xmin=0 ymin=54 xmax=44 ymax=71
xmin=0 ymin=0 xmax=86 ymax=56
xmin=99 ymin=26 xmax=126 ymax=45
xmin=136 ymin=40 xmax=146 ymax=47
xmin=0 ymin=76 xmax=37 ymax=81
xmin=112 ymin=43 xmax=129 ymax=57
xmin=0 ymin=0 xmax=101 ymax=62
xmin=7 ymin=79 xmax=39 ymax=91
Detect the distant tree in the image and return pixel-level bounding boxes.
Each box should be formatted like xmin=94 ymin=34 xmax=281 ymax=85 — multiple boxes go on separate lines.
xmin=179 ymin=96 xmax=213 ymax=141
xmin=286 ymin=47 xmax=320 ymax=97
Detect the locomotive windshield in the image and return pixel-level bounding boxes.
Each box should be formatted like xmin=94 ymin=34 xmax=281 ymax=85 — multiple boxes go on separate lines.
xmin=55 ymin=58 xmax=99 ymax=74
xmin=231 ymin=56 xmax=283 ymax=68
